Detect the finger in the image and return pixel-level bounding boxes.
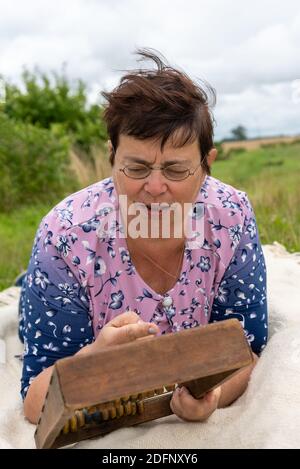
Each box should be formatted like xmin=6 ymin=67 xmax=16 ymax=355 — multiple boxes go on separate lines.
xmin=116 ymin=321 xmax=160 ymax=344
xmin=180 ymin=386 xmax=220 ymax=408
xmin=108 ymin=311 xmax=140 ymax=327
xmin=136 ymin=334 xmax=156 ymax=342
xmin=171 ymin=386 xmax=216 ymax=421
xmin=170 ymin=387 xmax=185 ymax=419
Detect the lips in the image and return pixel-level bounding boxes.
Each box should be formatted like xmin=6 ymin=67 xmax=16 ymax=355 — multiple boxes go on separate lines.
xmin=136 ymin=201 xmax=171 ymax=207
xmin=133 ymin=201 xmax=172 ymax=212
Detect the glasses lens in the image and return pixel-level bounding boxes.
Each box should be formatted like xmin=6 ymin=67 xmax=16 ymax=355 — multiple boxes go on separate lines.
xmin=164 ymin=165 xmax=189 ymax=180
xmin=124 ymin=164 xmax=150 ymax=179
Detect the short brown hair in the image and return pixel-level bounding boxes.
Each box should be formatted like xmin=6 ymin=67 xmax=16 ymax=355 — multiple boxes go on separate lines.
xmin=101 ymin=49 xmax=216 ymax=175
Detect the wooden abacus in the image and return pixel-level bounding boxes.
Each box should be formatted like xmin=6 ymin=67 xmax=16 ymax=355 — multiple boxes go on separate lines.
xmin=34 ymin=318 xmax=253 ymax=449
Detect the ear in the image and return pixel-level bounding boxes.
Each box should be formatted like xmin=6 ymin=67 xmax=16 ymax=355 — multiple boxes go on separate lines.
xmin=107 ymin=140 xmax=113 ymax=153
xmin=207 ymin=148 xmax=217 ymax=168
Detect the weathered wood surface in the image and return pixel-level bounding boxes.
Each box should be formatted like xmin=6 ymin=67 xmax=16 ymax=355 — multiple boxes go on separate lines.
xmin=35 ymin=319 xmax=253 ymax=449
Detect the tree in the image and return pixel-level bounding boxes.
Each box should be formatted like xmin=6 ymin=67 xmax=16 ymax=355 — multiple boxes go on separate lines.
xmin=230 ymin=125 xmax=247 ymax=141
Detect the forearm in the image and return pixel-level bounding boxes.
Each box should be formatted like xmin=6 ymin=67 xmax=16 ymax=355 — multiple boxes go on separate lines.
xmin=23 ymin=343 xmax=96 ymax=424
xmin=23 ymin=312 xmax=158 ymax=424
xmin=23 ymin=365 xmax=54 ymax=424
xmin=218 ymin=352 xmax=259 ymax=408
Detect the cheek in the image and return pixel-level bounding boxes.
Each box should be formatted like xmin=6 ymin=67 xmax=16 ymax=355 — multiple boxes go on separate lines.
xmin=172 ymin=183 xmax=197 ymax=204
xmin=182 ymin=177 xmax=203 ymax=202
xmin=113 ymin=173 xmax=143 ymax=201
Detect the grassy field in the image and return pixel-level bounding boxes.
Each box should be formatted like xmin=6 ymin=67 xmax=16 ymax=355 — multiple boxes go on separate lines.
xmin=211 ymin=142 xmax=300 ymax=253
xmin=221 ymin=135 xmax=300 ymax=153
xmin=0 ymin=204 xmax=52 ymax=291
xmin=0 ymin=142 xmax=299 ymax=291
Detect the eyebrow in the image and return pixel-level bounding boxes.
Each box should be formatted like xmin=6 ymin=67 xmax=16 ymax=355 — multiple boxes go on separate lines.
xmin=123 ymin=156 xmax=190 ymax=165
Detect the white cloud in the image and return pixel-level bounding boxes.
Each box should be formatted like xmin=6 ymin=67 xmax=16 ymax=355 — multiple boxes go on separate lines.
xmin=0 ymin=0 xmax=299 ymax=139
xmin=214 ymin=82 xmax=300 ymax=139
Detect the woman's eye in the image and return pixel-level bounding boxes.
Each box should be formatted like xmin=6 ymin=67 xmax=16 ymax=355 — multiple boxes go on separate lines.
xmin=129 ymin=166 xmax=147 ymax=172
xmin=166 ymin=166 xmax=187 ymax=174
xmin=168 ymin=168 xmax=185 ymax=173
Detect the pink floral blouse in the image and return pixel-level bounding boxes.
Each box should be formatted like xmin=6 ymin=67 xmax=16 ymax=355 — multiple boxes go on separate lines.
xmin=19 ymin=175 xmax=268 ymax=398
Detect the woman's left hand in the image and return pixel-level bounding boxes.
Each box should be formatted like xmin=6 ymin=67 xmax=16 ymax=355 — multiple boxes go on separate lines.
xmin=170 ymin=385 xmax=222 ymax=422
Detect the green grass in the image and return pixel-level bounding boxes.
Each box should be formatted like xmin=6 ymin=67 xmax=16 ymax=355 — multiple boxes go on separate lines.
xmin=0 ymin=204 xmax=52 ymax=291
xmin=0 ymin=142 xmax=299 ymax=292
xmin=211 ymin=142 xmax=300 ymax=253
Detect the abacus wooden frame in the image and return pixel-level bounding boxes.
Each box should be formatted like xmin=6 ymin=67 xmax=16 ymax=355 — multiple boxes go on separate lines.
xmin=34 ymin=318 xmax=253 ymax=449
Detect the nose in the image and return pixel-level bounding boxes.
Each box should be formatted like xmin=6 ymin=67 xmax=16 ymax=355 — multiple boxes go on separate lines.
xmin=144 ymin=169 xmax=168 ymax=197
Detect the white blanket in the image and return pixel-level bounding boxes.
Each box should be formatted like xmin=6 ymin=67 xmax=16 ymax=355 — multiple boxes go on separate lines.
xmin=0 ymin=243 xmax=299 ymax=449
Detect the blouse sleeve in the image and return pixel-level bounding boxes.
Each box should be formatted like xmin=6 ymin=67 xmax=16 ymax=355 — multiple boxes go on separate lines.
xmin=209 ymin=204 xmax=268 ymax=355
xmin=19 ymin=215 xmax=93 ymax=400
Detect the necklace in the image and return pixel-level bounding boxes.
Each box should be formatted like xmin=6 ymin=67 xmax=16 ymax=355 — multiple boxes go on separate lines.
xmin=132 ymin=242 xmax=185 ymax=281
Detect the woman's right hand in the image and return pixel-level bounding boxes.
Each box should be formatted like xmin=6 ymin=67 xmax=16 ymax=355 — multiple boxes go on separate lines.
xmin=87 ymin=311 xmax=160 ymax=352
xmin=24 ymin=311 xmax=159 ymax=424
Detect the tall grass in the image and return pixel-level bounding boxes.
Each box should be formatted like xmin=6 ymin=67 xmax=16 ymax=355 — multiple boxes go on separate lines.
xmin=69 ymin=146 xmax=112 ymax=186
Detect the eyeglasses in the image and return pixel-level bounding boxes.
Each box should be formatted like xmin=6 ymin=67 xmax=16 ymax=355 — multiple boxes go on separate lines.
xmin=119 ymin=163 xmax=202 ymax=181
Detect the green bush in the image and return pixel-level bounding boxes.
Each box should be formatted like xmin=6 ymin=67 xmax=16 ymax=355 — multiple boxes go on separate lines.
xmin=0 ymin=112 xmax=79 ymax=212
xmin=3 ymin=69 xmax=107 ymax=158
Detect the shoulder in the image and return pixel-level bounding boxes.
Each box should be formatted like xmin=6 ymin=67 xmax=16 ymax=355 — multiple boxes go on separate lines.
xmin=197 ymin=175 xmax=254 ymax=223
xmin=192 ymin=176 xmax=257 ymax=261
xmin=40 ymin=177 xmax=116 ymax=236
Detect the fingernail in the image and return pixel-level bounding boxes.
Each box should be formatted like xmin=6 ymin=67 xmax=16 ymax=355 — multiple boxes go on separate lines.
xmin=148 ymin=327 xmax=157 ymax=334
xmin=137 ymin=319 xmax=144 ymax=324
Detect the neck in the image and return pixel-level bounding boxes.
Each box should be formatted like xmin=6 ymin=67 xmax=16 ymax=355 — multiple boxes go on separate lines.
xmin=127 ymin=235 xmax=185 ymax=253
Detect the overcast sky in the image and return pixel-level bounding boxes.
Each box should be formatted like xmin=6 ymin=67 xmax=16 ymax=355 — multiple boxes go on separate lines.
xmin=0 ymin=0 xmax=300 ymax=140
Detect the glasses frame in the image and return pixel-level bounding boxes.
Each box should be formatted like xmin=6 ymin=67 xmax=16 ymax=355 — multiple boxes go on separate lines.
xmin=119 ymin=162 xmax=202 ymax=181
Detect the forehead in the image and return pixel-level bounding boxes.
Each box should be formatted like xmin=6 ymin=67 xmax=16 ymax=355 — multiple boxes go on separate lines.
xmin=117 ymin=134 xmax=200 ymax=162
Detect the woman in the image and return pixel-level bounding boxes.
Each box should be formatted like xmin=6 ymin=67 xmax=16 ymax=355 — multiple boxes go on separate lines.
xmin=19 ymin=49 xmax=268 ymax=425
